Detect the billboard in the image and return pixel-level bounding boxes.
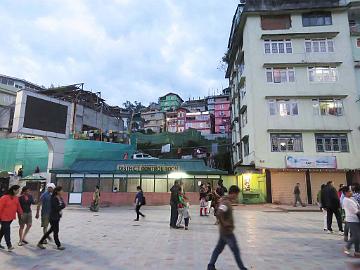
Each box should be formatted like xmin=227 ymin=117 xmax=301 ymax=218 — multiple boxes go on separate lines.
xmin=12 ymin=90 xmax=71 ymax=139
xmin=286 ymin=156 xmax=337 ymax=169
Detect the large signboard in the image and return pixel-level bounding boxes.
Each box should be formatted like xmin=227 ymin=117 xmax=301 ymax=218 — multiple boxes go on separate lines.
xmin=117 ymin=164 xmax=179 ymax=173
xmin=12 ymin=90 xmax=71 ymax=139
xmin=286 ymin=156 xmax=337 ymax=169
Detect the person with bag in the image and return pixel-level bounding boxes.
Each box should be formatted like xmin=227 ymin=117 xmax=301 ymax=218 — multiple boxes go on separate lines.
xmin=134 ymin=186 xmax=145 ymax=221
xmin=342 ymin=186 xmax=360 ymax=257
xmin=37 ymin=186 xmax=66 ymax=250
xmin=0 ymin=185 xmax=23 ymax=252
xmin=90 ymin=186 xmax=100 ymax=212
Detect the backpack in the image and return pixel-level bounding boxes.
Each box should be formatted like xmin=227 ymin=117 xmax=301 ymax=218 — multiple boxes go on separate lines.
xmin=142 ymin=196 xmax=146 ymax=206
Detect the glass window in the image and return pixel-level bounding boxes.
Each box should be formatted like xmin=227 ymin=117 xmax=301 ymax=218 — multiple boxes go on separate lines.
xmin=155 ymin=177 xmax=168 ymax=192
xmin=243 ymin=139 xmax=249 ymax=157
xmin=315 ymin=134 xmax=349 ymax=152
xmin=266 ymin=68 xmax=295 ymax=83
xmin=83 ymin=178 xmax=99 ymax=192
xmin=271 ymin=133 xmax=303 ymax=152
xmin=141 ymin=175 xmax=154 ymax=192
xmin=181 ymin=179 xmax=195 ymax=193
xmin=269 ymin=99 xmax=299 ymax=116
xmin=305 ymin=41 xmax=312 ymax=52
xmin=308 ymin=67 xmax=337 ymax=82
xmin=70 ymin=178 xmax=83 ymax=192
xmin=113 ymin=177 xmax=126 ymax=192
xmin=264 ymin=41 xmax=271 ymax=53
xmin=302 ymin=12 xmax=332 ymax=27
xmin=357 ymin=38 xmax=360 ymax=48
xmin=100 ymin=179 xmax=113 ymax=192
xmin=313 ymin=99 xmax=343 ymax=116
xmin=305 ymin=39 xmax=335 ymax=53
xmin=127 ymin=177 xmax=140 ymax=192
xmin=56 ymin=178 xmax=71 ymax=192
xmin=264 ymin=40 xmax=292 ymax=54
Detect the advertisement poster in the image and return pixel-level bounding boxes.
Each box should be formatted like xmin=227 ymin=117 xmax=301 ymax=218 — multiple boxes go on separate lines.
xmin=286 ymin=156 xmax=337 ymax=169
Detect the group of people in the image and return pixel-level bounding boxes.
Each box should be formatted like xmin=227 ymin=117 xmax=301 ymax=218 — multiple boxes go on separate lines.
xmin=0 ymin=183 xmax=66 ymax=252
xmin=317 ymin=181 xmax=360 ymax=257
xmin=169 ymin=180 xmax=191 ymax=230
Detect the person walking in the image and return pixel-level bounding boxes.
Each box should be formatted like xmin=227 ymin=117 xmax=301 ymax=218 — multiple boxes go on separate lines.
xmin=322 ymin=181 xmax=344 ymax=235
xmin=170 ymin=180 xmax=180 ymax=229
xmin=213 ymin=180 xmax=228 ymax=225
xmin=207 ymin=185 xmax=248 ymax=270
xmin=199 ymin=183 xmax=208 ymax=216
xmin=207 ymin=182 xmax=213 ymax=215
xmin=0 ymin=185 xmax=23 ymax=252
xmin=317 ymin=184 xmax=327 ymax=231
xmin=37 ymin=186 xmax=66 ymax=250
xmin=134 ymin=186 xmax=145 ymax=221
xmin=293 ymin=183 xmax=305 ymax=207
xmin=18 ymin=187 xmax=36 ymax=246
xmin=35 ymin=183 xmax=55 ymax=244
xmin=90 ymin=185 xmax=100 ymax=212
xmin=342 ymin=186 xmax=360 ymax=257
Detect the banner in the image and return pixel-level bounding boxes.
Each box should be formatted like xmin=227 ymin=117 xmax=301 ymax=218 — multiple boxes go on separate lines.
xmin=117 ymin=164 xmax=179 ymax=172
xmin=285 ymin=156 xmax=337 ymax=169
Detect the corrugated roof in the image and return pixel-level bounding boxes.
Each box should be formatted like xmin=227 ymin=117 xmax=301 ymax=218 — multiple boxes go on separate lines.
xmin=51 ymin=159 xmax=227 ymax=175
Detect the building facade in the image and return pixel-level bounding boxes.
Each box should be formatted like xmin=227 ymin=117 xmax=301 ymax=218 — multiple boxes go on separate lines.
xmin=185 ymin=111 xmax=214 ymax=135
xmin=214 ymin=95 xmax=231 ymax=134
xmin=227 ymin=0 xmax=360 ymax=204
xmin=181 ymin=98 xmax=207 ymax=112
xmin=141 ymin=109 xmax=166 ymax=133
xmin=159 ymin=93 xmax=183 ymax=112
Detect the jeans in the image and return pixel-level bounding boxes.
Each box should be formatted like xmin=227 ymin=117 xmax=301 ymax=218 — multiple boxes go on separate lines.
xmin=208 ymin=233 xmax=247 ymax=270
xmin=327 ymin=208 xmax=343 ymax=232
xmin=0 ymin=221 xmax=12 ymax=247
xmin=184 ymin=218 xmax=189 ymax=227
xmin=135 ymin=205 xmax=144 ymax=220
xmin=40 ymin=219 xmax=61 ymax=247
xmin=346 ymin=222 xmax=360 ymax=252
xmin=293 ymin=194 xmax=304 ymax=206
xmin=170 ymin=203 xmax=178 ymax=228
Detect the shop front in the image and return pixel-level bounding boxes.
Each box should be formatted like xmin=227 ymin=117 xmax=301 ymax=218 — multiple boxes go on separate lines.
xmin=51 ymin=159 xmax=227 ymax=206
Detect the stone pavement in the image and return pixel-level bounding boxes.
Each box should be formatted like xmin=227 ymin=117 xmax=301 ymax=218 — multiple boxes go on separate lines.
xmin=0 ymin=205 xmax=359 ymax=270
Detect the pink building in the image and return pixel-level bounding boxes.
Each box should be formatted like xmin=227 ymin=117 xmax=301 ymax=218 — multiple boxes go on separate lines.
xmin=214 ymin=96 xmax=231 ymax=134
xmin=185 ymin=111 xmax=214 ymax=135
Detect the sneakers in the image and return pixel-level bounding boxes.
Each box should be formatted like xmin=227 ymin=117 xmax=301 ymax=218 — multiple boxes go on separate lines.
xmin=327 ymin=230 xmax=334 ymax=234
xmin=0 ymin=244 xmax=5 ymax=249
xmin=185 ymin=227 xmax=188 ymax=230
xmin=7 ymin=246 xmax=14 ymax=252
xmin=57 ymin=246 xmax=65 ymax=250
xmin=37 ymin=243 xmax=46 ymax=249
xmin=43 ymin=239 xmax=48 ymax=244
xmin=133 ymin=219 xmax=139 ymax=221
xmin=339 ymin=231 xmax=344 ymax=236
xmin=18 ymin=241 xmax=23 ymax=246
xmin=344 ymin=247 xmax=351 ymax=255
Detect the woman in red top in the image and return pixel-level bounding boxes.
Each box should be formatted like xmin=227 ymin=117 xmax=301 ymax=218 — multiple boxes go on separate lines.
xmin=0 ymin=185 xmax=23 ymax=251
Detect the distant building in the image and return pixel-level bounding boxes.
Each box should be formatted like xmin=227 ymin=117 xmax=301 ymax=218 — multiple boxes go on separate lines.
xmin=165 ymin=111 xmax=178 ymax=133
xmin=181 ymin=98 xmax=207 ymax=112
xmin=185 ymin=111 xmax=214 ymax=135
xmin=214 ymin=94 xmax=231 ymax=134
xmin=177 ymin=108 xmax=188 ymax=133
xmin=141 ymin=109 xmax=166 ymax=133
xmin=159 ymin=93 xmax=183 ymax=112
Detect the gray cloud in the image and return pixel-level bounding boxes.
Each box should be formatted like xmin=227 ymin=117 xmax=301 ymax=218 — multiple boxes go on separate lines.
xmin=0 ymin=0 xmax=237 ymax=105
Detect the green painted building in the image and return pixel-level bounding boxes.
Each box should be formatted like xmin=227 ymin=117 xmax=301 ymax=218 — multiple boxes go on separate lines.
xmin=159 ymin=93 xmax=183 ymax=112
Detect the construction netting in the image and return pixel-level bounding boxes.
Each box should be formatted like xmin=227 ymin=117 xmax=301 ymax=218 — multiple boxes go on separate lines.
xmin=0 ymin=138 xmax=136 ymax=177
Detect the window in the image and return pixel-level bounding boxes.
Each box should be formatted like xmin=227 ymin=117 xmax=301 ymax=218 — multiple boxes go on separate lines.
xmin=308 ymin=67 xmax=337 ymax=82
xmin=243 ymin=138 xmax=249 ymax=157
xmin=264 ymin=40 xmax=292 ymax=54
xmin=100 ymin=179 xmax=113 ymax=192
xmin=312 ymin=99 xmax=343 ymax=116
xmin=305 ymin=39 xmax=334 ymax=53
xmin=266 ymin=68 xmax=295 ymax=83
xmin=141 ymin=176 xmax=154 ymax=192
xmin=269 ymin=99 xmax=299 ymax=116
xmin=302 ymin=12 xmax=332 ymax=27
xmin=315 ymin=133 xmax=349 ymax=152
xmin=241 ymin=109 xmax=248 ymax=127
xmin=357 ymin=38 xmax=360 ymax=48
xmin=83 ymin=178 xmax=99 ymax=192
xmin=261 ymin=15 xmax=291 ymax=30
xmin=113 ymin=177 xmax=127 ymax=192
xmin=271 ymin=133 xmax=303 ymax=152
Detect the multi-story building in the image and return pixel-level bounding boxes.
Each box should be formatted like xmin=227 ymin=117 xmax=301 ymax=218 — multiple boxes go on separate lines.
xmin=349 ymin=0 xmax=360 ymax=100
xmin=176 ymin=108 xmax=188 ymax=133
xmin=141 ymin=109 xmax=165 ymax=133
xmin=165 ymin=111 xmax=178 ymax=133
xmin=185 ymin=111 xmax=214 ymax=135
xmin=181 ymin=98 xmax=207 ymax=112
xmin=227 ymin=0 xmax=360 ymax=204
xmin=159 ymin=93 xmax=183 ymax=112
xmin=214 ymin=92 xmax=231 ymax=134
xmin=0 ymin=74 xmax=45 ymax=135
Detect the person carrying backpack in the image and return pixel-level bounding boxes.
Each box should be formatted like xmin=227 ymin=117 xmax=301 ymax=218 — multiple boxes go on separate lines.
xmin=134 ymin=186 xmax=145 ymax=221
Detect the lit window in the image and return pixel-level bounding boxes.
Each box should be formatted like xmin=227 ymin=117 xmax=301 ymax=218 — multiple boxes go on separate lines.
xmin=266 ymin=68 xmax=295 ymax=83
xmin=269 ymin=99 xmax=298 ymax=116
xmin=312 ymin=99 xmax=343 ymax=116
xmin=308 ymin=67 xmax=338 ymax=82
xmin=271 ymin=133 xmax=303 ymax=152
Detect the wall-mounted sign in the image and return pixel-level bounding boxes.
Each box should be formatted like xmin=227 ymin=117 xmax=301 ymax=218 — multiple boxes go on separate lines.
xmin=116 ymin=165 xmax=179 ymax=173
xmin=286 ymin=156 xmax=337 ymax=169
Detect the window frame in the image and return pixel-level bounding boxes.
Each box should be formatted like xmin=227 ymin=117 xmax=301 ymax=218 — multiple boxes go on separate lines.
xmin=304 ymin=38 xmax=335 ymax=53
xmin=302 ymin=12 xmax=332 ymax=27
xmin=270 ymin=133 xmax=303 ymax=152
xmin=315 ymin=133 xmax=349 ymax=153
xmin=312 ymin=98 xmax=344 ymax=116
xmin=266 ymin=67 xmax=296 ymax=83
xmin=268 ymin=99 xmax=299 ymax=116
xmin=264 ymin=39 xmax=293 ymax=54
xmin=308 ymin=66 xmax=338 ymax=83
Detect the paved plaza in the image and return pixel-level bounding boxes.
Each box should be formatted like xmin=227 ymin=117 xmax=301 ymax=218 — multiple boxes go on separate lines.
xmin=1 ymin=205 xmax=359 ymax=270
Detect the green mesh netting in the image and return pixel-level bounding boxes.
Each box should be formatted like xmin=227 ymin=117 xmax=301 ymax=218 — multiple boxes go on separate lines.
xmin=0 ymin=138 xmax=136 ymax=176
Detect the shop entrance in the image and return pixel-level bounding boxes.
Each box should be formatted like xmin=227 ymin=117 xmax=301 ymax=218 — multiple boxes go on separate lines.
xmin=239 ymin=173 xmax=267 ymax=204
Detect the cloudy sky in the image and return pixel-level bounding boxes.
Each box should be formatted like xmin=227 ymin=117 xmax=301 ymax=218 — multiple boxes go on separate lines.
xmin=0 ymin=0 xmax=238 ymax=106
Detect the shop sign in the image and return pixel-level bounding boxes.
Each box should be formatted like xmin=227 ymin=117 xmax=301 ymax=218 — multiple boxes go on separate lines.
xmin=286 ymin=156 xmax=337 ymax=169
xmin=116 ymin=164 xmax=179 ymax=173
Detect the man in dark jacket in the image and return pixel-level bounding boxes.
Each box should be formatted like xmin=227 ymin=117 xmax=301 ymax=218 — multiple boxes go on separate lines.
xmin=170 ymin=180 xmax=180 ymax=229
xmin=321 ymin=181 xmax=343 ymax=234
xmin=293 ymin=183 xmax=305 ymax=207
